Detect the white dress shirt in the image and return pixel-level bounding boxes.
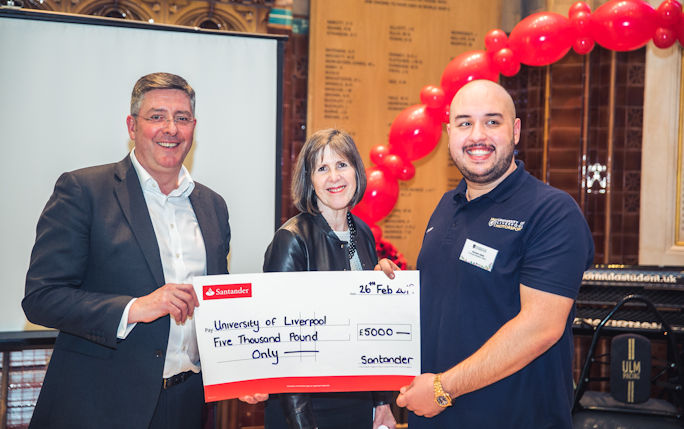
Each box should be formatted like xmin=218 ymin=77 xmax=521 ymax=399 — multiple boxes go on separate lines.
xmin=118 ymin=149 xmax=207 ymax=378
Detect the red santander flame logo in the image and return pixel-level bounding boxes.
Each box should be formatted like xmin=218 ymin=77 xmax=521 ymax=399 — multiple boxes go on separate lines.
xmin=203 ymin=283 xmax=252 ymax=300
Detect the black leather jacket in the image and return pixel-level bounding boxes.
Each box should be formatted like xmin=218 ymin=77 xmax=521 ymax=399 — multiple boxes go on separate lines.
xmin=264 ymin=212 xmax=377 ymax=272
xmin=263 ymin=212 xmax=392 ymax=429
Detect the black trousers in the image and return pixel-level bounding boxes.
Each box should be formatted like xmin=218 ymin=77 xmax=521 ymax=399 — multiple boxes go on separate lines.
xmin=149 ymin=372 xmax=204 ymax=429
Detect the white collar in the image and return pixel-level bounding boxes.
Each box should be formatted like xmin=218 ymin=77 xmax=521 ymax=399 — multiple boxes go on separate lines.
xmin=129 ymin=148 xmax=194 ymax=198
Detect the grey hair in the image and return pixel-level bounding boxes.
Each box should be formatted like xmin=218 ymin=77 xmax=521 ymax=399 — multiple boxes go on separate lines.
xmin=130 ymin=72 xmax=195 ymax=115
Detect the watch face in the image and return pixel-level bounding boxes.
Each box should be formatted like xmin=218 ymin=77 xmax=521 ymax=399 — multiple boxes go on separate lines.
xmin=436 ymin=395 xmax=449 ymax=406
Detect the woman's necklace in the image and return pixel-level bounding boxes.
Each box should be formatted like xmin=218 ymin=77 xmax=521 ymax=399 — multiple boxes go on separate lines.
xmin=346 ymin=211 xmax=356 ymax=259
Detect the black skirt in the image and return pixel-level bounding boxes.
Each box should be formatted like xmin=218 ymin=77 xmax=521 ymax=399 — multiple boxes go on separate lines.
xmin=264 ymin=392 xmax=374 ymax=429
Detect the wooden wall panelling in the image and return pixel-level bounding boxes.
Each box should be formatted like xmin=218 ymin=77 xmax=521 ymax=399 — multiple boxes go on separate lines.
xmin=503 ymin=45 xmax=645 ymax=265
xmin=502 ymin=64 xmax=547 ymax=180
xmin=548 ymin=52 xmax=584 ymax=200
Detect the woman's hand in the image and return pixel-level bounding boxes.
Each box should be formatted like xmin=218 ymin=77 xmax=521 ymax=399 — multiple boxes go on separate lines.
xmin=374 ymin=258 xmax=400 ymax=279
xmin=373 ymin=403 xmax=397 ymax=429
xmin=238 ymin=393 xmax=269 ymax=404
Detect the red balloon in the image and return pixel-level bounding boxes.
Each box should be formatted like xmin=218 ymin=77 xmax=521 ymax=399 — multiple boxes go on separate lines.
xmin=485 ymin=29 xmax=508 ymax=52
xmin=439 ymin=50 xmax=498 ymax=104
xmin=380 ymin=154 xmax=404 ymax=177
xmin=492 ymin=48 xmax=520 ymax=77
xmin=590 ymin=0 xmax=657 ymax=51
xmin=571 ymin=10 xmax=592 ymax=36
xmin=654 ymin=27 xmax=677 ymax=48
xmin=658 ymin=0 xmax=682 ymax=28
xmin=369 ymin=144 xmax=390 ymax=166
xmin=680 ymin=12 xmax=684 ymax=46
xmin=439 ymin=104 xmax=450 ymax=124
xmin=509 ymin=12 xmax=574 ymax=66
xmin=398 ymin=161 xmax=416 ymax=181
xmin=370 ymin=224 xmax=382 ymax=242
xmin=388 ymin=104 xmax=443 ymax=161
xmin=426 ymin=103 xmax=451 ymax=124
xmin=379 ymin=154 xmax=415 ymax=181
xmin=351 ymin=167 xmax=399 ymax=224
xmin=419 ymin=85 xmax=446 ymax=110
xmin=573 ymin=37 xmax=595 ymax=54
xmin=569 ymin=1 xmax=591 ymax=17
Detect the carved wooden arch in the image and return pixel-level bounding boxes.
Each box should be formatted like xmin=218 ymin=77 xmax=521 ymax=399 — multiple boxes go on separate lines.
xmin=21 ymin=0 xmax=58 ymax=11
xmin=172 ymin=5 xmax=251 ymax=32
xmin=71 ymin=0 xmax=154 ymax=22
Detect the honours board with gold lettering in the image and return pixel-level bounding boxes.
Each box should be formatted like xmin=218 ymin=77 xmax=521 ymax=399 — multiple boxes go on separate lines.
xmin=308 ymin=0 xmax=502 ymax=267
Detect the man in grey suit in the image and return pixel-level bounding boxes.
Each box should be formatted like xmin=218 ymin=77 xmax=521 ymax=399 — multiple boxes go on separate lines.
xmin=23 ymin=72 xmax=230 ymax=429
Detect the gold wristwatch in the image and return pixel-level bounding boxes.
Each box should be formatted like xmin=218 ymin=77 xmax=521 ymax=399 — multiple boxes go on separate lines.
xmin=433 ymin=373 xmax=453 ymax=408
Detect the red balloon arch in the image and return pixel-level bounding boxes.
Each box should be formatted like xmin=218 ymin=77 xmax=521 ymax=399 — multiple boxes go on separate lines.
xmin=352 ymin=0 xmax=683 ymax=268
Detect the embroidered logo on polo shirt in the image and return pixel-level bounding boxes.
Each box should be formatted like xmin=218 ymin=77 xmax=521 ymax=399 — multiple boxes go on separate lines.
xmin=488 ymin=217 xmax=525 ymax=232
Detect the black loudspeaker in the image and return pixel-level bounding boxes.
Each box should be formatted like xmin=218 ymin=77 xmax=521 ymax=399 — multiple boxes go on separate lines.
xmin=610 ymin=333 xmax=652 ymax=404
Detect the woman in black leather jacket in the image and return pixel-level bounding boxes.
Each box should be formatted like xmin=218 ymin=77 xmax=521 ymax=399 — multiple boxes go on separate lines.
xmin=262 ymin=129 xmax=396 ymax=429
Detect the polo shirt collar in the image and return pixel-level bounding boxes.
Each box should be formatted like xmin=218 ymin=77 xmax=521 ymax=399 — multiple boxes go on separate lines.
xmin=455 ymin=159 xmax=528 ymax=203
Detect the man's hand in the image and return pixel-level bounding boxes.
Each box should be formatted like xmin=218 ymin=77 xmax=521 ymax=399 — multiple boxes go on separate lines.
xmin=129 ymin=283 xmax=199 ymax=324
xmin=396 ymin=373 xmax=445 ymax=418
xmin=374 ymin=258 xmax=400 ymax=279
xmin=239 ymin=393 xmax=269 ymax=404
xmin=373 ymin=403 xmax=397 ymax=429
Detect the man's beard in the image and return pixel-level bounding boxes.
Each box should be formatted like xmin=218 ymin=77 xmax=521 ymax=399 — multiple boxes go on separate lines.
xmin=455 ymin=138 xmax=516 ymax=184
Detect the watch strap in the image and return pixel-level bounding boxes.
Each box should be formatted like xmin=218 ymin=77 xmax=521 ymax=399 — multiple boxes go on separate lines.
xmin=433 ymin=373 xmax=453 ymax=408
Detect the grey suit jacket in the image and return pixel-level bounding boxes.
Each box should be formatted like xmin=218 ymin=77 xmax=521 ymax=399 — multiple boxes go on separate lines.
xmin=23 ymin=156 xmax=230 ymax=429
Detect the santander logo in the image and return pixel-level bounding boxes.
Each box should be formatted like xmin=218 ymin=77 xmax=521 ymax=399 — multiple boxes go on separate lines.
xmin=203 ymin=283 xmax=252 ymax=300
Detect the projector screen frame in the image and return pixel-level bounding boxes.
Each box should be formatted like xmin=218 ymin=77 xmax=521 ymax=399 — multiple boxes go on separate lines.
xmin=0 ymin=7 xmax=286 ymax=231
xmin=0 ymin=7 xmax=286 ymax=332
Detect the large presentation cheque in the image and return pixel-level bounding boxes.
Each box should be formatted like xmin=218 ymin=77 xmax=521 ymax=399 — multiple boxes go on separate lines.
xmin=193 ymin=270 xmax=420 ymax=402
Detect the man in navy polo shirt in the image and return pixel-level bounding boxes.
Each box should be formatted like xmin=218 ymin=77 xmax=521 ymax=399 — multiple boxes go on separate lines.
xmin=382 ymin=79 xmax=594 ymax=428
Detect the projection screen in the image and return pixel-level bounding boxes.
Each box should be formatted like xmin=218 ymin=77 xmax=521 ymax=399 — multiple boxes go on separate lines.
xmin=0 ymin=9 xmax=284 ymax=332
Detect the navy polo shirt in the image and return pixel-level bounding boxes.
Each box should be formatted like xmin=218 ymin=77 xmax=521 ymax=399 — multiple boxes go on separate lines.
xmin=411 ymin=160 xmax=594 ymax=429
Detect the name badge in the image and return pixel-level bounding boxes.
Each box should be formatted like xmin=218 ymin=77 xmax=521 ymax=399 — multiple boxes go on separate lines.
xmin=459 ymin=238 xmax=498 ymax=272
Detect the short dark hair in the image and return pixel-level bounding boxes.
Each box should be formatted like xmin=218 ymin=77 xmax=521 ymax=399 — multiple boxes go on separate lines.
xmin=130 ymin=72 xmax=195 ymax=115
xmin=292 ymin=128 xmax=367 ymax=215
